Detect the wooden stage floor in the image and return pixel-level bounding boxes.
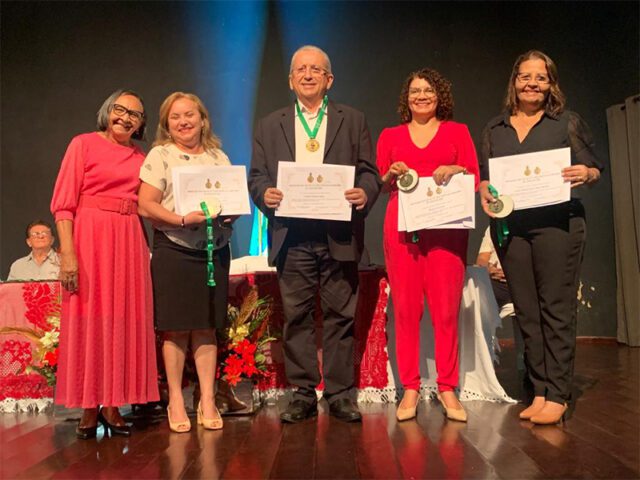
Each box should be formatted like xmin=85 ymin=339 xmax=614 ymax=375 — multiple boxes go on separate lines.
xmin=1 ymin=343 xmax=638 ymax=479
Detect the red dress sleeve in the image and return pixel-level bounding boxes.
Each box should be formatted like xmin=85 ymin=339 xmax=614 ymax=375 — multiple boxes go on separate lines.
xmin=455 ymin=124 xmax=480 ymax=191
xmin=50 ymin=135 xmax=86 ymax=222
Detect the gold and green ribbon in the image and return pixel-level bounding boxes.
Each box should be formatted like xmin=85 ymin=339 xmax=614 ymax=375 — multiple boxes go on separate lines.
xmin=200 ymin=201 xmax=216 ymax=287
xmin=488 ymin=184 xmax=509 ymax=247
xmin=295 ymin=95 xmax=328 ymax=140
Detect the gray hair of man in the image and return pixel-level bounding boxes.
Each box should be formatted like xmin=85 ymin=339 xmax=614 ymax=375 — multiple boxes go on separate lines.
xmin=96 ymin=89 xmax=147 ymax=141
xmin=289 ymin=45 xmax=332 ymax=74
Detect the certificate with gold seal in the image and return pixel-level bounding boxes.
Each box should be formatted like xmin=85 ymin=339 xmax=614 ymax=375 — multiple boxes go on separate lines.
xmin=489 ymin=147 xmax=570 ymax=210
xmin=172 ymin=165 xmax=251 ymax=216
xmin=398 ymin=174 xmax=475 ymax=232
xmin=275 ymin=162 xmax=355 ymax=222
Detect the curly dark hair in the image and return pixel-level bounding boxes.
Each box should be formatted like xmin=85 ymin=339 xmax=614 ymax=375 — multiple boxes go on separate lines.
xmin=398 ymin=68 xmax=454 ymax=123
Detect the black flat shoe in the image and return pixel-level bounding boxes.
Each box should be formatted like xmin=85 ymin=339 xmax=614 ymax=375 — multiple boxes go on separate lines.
xmin=280 ymin=399 xmax=318 ymax=424
xmin=98 ymin=410 xmax=132 ymax=436
xmin=329 ymin=398 xmax=362 ymax=423
xmin=75 ymin=424 xmax=98 ymax=439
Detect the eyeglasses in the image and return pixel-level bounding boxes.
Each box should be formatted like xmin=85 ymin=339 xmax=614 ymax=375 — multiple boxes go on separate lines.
xmin=111 ymin=104 xmax=145 ymax=122
xmin=29 ymin=231 xmax=51 ymax=238
xmin=516 ymin=73 xmax=550 ymax=85
xmin=408 ymin=87 xmax=436 ymax=97
xmin=291 ymin=64 xmax=328 ymax=77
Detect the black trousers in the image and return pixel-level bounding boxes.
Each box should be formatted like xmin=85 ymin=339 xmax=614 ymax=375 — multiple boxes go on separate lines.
xmin=276 ymin=221 xmax=359 ymax=404
xmin=491 ymin=278 xmax=512 ymax=310
xmin=492 ymin=201 xmax=586 ymax=404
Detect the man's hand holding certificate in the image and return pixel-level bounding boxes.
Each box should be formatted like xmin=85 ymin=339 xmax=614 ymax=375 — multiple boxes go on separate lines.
xmin=489 ymin=147 xmax=570 ymax=210
xmin=398 ymin=174 xmax=475 ymax=232
xmin=275 ymin=162 xmax=356 ymax=221
xmin=172 ymin=165 xmax=251 ymax=216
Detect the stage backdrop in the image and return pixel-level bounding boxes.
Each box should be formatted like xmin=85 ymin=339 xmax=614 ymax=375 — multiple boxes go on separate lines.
xmin=1 ymin=1 xmax=638 ymax=337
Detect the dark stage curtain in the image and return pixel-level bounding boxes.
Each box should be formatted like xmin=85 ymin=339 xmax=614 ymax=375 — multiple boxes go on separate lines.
xmin=606 ymin=94 xmax=640 ymax=346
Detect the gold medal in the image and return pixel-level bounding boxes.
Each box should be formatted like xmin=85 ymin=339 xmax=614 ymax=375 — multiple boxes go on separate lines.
xmin=306 ymin=139 xmax=320 ymax=152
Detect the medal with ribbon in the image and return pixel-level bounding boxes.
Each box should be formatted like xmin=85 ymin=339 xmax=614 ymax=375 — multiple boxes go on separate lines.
xmin=296 ymin=95 xmax=328 ymax=152
xmin=200 ymin=200 xmax=221 ymax=287
xmin=488 ymin=184 xmax=511 ymax=247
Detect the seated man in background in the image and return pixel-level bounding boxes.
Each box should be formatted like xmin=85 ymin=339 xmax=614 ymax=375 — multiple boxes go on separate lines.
xmin=475 ymin=226 xmax=525 ymax=372
xmin=7 ymin=220 xmax=60 ymax=281
xmin=475 ymin=226 xmax=513 ymax=318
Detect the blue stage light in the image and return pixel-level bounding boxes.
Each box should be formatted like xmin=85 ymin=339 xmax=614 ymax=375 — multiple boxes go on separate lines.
xmin=187 ymin=1 xmax=268 ymax=258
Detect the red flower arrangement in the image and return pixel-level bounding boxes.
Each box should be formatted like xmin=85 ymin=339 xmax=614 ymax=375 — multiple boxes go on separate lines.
xmin=0 ymin=314 xmax=60 ymax=387
xmin=218 ymin=287 xmax=277 ymax=386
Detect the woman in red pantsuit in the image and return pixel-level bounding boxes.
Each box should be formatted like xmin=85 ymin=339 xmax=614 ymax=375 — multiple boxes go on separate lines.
xmin=377 ymin=69 xmax=479 ymax=422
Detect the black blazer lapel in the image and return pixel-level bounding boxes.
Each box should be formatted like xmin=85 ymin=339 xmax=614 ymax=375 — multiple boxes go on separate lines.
xmin=279 ymin=107 xmax=295 ymax=161
xmin=324 ymin=102 xmax=344 ymax=160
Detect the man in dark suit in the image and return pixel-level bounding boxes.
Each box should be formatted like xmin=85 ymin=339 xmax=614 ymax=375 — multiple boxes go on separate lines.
xmin=249 ymin=45 xmax=380 ymax=423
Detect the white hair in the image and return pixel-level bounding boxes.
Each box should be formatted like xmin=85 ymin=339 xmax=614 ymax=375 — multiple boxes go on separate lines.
xmin=289 ymin=45 xmax=332 ymax=74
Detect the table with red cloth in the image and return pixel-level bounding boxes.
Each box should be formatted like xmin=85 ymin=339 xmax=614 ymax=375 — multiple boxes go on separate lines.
xmin=0 ymin=281 xmax=59 ymax=412
xmin=0 ymin=274 xmax=389 ymax=412
xmin=229 ymin=266 xmax=515 ymax=404
xmin=1 ymin=268 xmax=514 ymax=411
xmin=228 ymin=268 xmax=391 ymax=401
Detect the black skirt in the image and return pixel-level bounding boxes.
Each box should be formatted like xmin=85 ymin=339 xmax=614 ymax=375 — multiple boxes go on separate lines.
xmin=151 ymin=231 xmax=230 ymax=332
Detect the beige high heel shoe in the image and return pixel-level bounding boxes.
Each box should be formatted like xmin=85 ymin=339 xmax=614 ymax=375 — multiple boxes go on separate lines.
xmin=197 ymin=402 xmax=223 ymax=430
xmin=167 ymin=405 xmax=191 ymax=433
xmin=530 ymin=401 xmax=568 ymax=425
xmin=437 ymin=392 xmax=467 ymax=422
xmin=396 ymin=394 xmax=420 ymax=421
xmin=519 ymin=396 xmax=546 ymax=420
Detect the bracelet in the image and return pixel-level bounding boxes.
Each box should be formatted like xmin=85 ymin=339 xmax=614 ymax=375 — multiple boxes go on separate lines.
xmin=461 ymin=167 xmax=468 ymax=175
xmin=180 ymin=216 xmax=185 ymax=228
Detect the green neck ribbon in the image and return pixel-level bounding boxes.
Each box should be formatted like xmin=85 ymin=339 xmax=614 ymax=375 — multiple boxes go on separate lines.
xmin=295 ymin=95 xmax=329 ymax=140
xmin=488 ymin=184 xmax=510 ymax=247
xmin=200 ymin=201 xmax=216 ymax=287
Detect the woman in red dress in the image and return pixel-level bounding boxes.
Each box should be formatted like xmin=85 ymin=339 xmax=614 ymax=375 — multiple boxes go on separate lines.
xmin=377 ymin=69 xmax=479 ymax=422
xmin=51 ymin=90 xmax=159 ymax=439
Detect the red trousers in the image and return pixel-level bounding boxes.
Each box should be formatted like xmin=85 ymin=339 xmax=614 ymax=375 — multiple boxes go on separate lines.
xmin=384 ymin=228 xmax=468 ymax=392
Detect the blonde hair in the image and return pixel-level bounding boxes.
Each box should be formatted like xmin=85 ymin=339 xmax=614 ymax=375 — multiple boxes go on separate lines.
xmin=154 ymin=92 xmax=221 ymax=151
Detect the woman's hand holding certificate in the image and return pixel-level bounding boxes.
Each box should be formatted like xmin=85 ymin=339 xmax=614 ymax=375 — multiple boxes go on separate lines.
xmin=398 ymin=174 xmax=475 ymax=232
xmin=172 ymin=165 xmax=251 ymax=216
xmin=489 ymin=147 xmax=571 ymax=210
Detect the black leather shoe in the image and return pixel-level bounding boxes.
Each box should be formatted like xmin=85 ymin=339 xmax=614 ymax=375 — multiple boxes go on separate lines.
xmin=280 ymin=399 xmax=318 ymax=423
xmin=75 ymin=423 xmax=98 ymax=439
xmin=98 ymin=409 xmax=132 ymax=436
xmin=329 ymin=398 xmax=362 ymax=423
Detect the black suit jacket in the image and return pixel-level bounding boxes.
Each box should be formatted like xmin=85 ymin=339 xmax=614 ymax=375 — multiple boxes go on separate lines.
xmin=249 ymin=100 xmax=381 ymax=266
